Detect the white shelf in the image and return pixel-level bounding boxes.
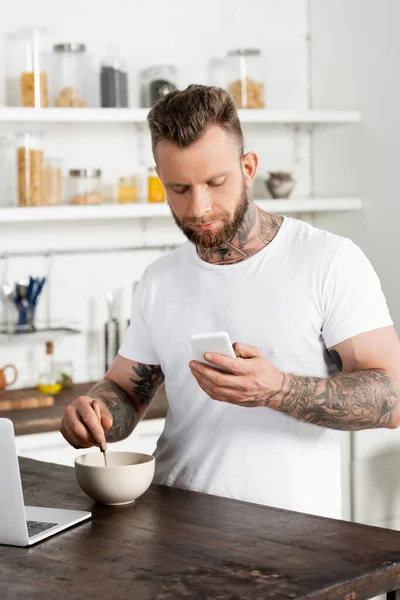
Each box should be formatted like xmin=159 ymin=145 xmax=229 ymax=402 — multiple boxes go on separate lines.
xmin=0 ymin=107 xmax=362 ymax=125
xmin=0 ymin=198 xmax=362 ymax=223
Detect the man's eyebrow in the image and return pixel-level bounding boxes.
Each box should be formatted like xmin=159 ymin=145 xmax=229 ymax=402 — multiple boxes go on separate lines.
xmin=165 ymin=171 xmax=230 ymax=187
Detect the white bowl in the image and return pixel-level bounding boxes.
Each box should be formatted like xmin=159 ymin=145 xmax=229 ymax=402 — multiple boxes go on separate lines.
xmin=74 ymin=451 xmax=155 ymax=506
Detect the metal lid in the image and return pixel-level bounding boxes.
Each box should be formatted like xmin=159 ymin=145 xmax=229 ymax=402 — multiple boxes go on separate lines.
xmin=53 ymin=43 xmax=86 ymax=53
xmin=69 ymin=169 xmax=101 ymax=178
xmin=227 ymin=48 xmax=261 ymax=57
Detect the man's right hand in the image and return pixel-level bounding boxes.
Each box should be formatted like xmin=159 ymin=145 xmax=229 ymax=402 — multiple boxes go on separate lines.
xmin=60 ymin=396 xmax=113 ymax=449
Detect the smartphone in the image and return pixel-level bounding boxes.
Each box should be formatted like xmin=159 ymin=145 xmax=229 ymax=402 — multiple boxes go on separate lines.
xmin=190 ymin=332 xmax=236 ymax=371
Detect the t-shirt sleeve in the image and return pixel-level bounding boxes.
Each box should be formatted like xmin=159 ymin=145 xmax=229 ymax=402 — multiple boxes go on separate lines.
xmin=118 ymin=273 xmax=160 ymax=365
xmin=321 ymin=239 xmax=393 ymax=349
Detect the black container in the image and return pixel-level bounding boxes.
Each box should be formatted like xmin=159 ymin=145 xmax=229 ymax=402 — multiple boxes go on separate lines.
xmin=100 ymin=47 xmax=128 ymax=108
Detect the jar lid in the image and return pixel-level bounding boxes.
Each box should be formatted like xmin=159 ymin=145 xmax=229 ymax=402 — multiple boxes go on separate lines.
xmin=227 ymin=48 xmax=261 ymax=57
xmin=54 ymin=43 xmax=86 ymax=53
xmin=119 ymin=176 xmax=137 ymax=184
xmin=69 ymin=169 xmax=101 ymax=177
xmin=141 ymin=65 xmax=176 ymax=77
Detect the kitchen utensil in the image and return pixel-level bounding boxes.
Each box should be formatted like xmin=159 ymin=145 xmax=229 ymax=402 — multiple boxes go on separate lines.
xmin=104 ymin=290 xmax=120 ymax=372
xmin=92 ymin=399 xmax=108 ymax=466
xmin=74 ymin=451 xmax=155 ymax=505
xmin=0 ymin=364 xmax=18 ymax=391
xmin=0 ymin=394 xmax=54 ymax=412
xmin=13 ymin=276 xmax=46 ymax=332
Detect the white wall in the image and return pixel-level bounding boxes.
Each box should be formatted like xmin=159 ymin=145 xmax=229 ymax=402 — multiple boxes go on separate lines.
xmin=0 ymin=0 xmax=312 ymax=386
xmin=310 ymin=0 xmax=400 ymax=529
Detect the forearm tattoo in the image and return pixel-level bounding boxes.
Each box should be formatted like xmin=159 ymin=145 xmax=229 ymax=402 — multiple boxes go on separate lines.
xmin=263 ymin=369 xmax=398 ymax=430
xmin=88 ymin=364 xmax=164 ymax=442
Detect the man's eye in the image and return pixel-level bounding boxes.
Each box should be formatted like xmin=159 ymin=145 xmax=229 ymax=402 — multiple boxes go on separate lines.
xmin=174 ymin=187 xmax=189 ymax=195
xmin=208 ymin=179 xmax=225 ymax=188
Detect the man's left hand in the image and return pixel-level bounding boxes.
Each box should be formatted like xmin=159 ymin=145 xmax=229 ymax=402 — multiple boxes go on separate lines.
xmin=189 ymin=342 xmax=284 ymax=407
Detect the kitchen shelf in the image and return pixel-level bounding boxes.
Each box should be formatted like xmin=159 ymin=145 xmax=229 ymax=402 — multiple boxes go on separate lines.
xmin=0 ymin=322 xmax=81 ymax=344
xmin=0 ymin=107 xmax=362 ymax=125
xmin=0 ymin=198 xmax=362 ymax=223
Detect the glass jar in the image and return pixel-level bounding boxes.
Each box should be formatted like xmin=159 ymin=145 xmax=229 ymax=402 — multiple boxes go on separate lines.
xmin=147 ymin=167 xmax=165 ymax=203
xmin=44 ymin=158 xmax=62 ymax=205
xmin=53 ymin=44 xmax=87 ymax=107
xmin=68 ymin=169 xmax=102 ymax=205
xmin=140 ymin=65 xmax=177 ymax=107
xmin=0 ymin=136 xmax=16 ymax=207
xmin=226 ymin=49 xmax=265 ymax=109
xmin=118 ymin=176 xmax=138 ymax=203
xmin=5 ymin=28 xmax=49 ymax=107
xmin=100 ymin=45 xmax=129 ymax=108
xmin=16 ymin=132 xmax=45 ymax=206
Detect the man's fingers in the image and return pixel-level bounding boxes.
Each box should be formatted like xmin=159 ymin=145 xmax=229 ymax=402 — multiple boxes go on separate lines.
xmin=77 ymin=404 xmax=107 ymax=445
xmin=190 ymin=362 xmax=248 ymax=391
xmin=232 ymin=342 xmax=261 ymax=359
xmin=60 ymin=418 xmax=97 ymax=449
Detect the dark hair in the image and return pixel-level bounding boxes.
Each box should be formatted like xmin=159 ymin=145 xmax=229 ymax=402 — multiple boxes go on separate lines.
xmin=147 ymin=84 xmax=244 ymax=156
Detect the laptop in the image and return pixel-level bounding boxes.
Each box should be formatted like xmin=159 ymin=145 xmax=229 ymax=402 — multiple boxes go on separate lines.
xmin=0 ymin=418 xmax=91 ymax=546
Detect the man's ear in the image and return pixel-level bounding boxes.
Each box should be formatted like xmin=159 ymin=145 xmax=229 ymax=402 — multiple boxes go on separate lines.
xmin=241 ymin=151 xmax=258 ymax=188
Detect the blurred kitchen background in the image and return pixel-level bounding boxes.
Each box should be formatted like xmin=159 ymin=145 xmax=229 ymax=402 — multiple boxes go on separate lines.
xmin=0 ymin=0 xmax=399 ymax=535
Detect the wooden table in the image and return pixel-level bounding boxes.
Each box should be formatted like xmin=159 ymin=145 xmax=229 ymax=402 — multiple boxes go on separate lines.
xmin=2 ymin=458 xmax=400 ymax=600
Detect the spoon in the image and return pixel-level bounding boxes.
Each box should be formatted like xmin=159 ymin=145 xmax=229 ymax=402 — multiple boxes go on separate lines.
xmin=92 ymin=400 xmax=108 ymax=467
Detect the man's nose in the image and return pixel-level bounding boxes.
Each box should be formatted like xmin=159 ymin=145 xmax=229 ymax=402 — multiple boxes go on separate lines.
xmin=187 ymin=186 xmax=212 ymax=218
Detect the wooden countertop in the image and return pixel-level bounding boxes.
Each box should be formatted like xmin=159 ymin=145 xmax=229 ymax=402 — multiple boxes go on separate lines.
xmin=2 ymin=457 xmax=400 ymax=600
xmin=0 ymin=382 xmax=168 ymax=436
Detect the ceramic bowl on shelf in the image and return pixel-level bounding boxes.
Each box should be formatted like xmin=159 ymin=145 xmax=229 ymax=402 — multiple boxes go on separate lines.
xmin=265 ymin=171 xmax=295 ymax=199
xmin=74 ymin=451 xmax=155 ymax=505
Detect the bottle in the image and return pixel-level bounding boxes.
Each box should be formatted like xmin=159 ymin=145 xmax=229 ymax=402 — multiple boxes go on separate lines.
xmin=147 ymin=167 xmax=165 ymax=203
xmin=37 ymin=341 xmax=63 ymax=395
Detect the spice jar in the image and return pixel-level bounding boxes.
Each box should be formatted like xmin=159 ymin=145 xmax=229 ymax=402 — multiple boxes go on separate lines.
xmin=5 ymin=28 xmax=49 ymax=107
xmin=44 ymin=158 xmax=62 ymax=205
xmin=100 ymin=45 xmax=129 ymax=108
xmin=147 ymin=167 xmax=165 ymax=203
xmin=140 ymin=65 xmax=177 ymax=107
xmin=118 ymin=176 xmax=138 ymax=203
xmin=68 ymin=169 xmax=102 ymax=205
xmin=16 ymin=133 xmax=45 ymax=206
xmin=53 ymin=44 xmax=87 ymax=107
xmin=226 ymin=49 xmax=265 ymax=109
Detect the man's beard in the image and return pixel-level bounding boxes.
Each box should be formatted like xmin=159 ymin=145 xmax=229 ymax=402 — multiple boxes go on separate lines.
xmin=169 ymin=184 xmax=251 ymax=249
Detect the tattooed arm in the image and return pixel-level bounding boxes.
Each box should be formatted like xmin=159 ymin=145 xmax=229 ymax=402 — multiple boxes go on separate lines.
xmin=60 ymin=354 xmax=164 ymax=448
xmin=189 ymin=326 xmax=400 ymax=431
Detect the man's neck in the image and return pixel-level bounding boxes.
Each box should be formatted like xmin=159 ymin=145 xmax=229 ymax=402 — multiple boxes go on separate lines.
xmin=197 ymin=205 xmax=284 ymax=265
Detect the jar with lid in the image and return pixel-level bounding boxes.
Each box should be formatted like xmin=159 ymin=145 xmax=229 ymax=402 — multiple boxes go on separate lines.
xmin=5 ymin=28 xmax=49 ymax=107
xmin=44 ymin=158 xmax=62 ymax=205
xmin=147 ymin=167 xmax=165 ymax=203
xmin=16 ymin=132 xmax=45 ymax=206
xmin=100 ymin=45 xmax=129 ymax=108
xmin=53 ymin=44 xmax=87 ymax=107
xmin=226 ymin=49 xmax=265 ymax=109
xmin=68 ymin=169 xmax=102 ymax=205
xmin=140 ymin=65 xmax=177 ymax=107
xmin=118 ymin=176 xmax=138 ymax=203
xmin=0 ymin=136 xmax=16 ymax=207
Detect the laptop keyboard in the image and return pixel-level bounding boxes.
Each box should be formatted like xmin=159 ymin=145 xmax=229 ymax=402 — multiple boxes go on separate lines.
xmin=27 ymin=520 xmax=58 ymax=537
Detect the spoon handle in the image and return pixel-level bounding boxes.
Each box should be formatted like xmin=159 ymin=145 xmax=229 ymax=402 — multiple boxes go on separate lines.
xmin=91 ymin=400 xmax=108 ymax=453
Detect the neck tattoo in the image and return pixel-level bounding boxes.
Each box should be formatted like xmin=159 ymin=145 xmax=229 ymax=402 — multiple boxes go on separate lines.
xmin=197 ymin=206 xmax=284 ymax=265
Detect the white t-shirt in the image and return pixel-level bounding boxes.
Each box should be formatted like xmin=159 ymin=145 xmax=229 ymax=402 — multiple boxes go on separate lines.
xmin=119 ymin=216 xmax=393 ymax=518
